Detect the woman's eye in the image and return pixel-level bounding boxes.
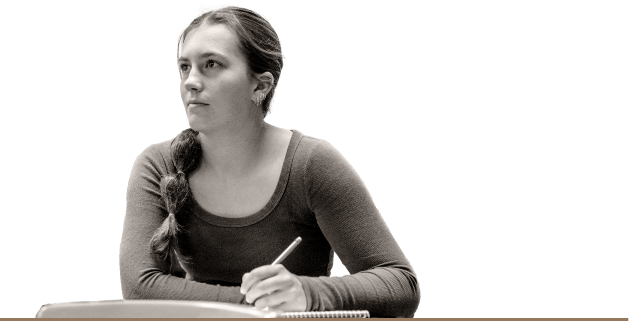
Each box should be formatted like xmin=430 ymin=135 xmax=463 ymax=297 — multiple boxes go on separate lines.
xmin=180 ymin=64 xmax=190 ymax=72
xmin=206 ymin=60 xmax=218 ymax=68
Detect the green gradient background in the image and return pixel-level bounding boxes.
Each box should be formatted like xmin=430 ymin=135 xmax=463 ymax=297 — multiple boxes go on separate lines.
xmin=0 ymin=0 xmax=627 ymax=317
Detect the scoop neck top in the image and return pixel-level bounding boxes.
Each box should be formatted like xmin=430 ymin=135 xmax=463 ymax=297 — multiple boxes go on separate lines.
xmin=188 ymin=129 xmax=302 ymax=228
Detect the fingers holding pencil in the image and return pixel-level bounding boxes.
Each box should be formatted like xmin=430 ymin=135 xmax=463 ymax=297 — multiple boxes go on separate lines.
xmin=240 ymin=236 xmax=301 ymax=294
xmin=241 ymin=264 xmax=307 ymax=311
xmin=240 ymin=237 xmax=306 ymax=311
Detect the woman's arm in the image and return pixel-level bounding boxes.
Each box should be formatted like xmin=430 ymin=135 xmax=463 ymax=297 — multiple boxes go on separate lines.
xmin=119 ymin=142 xmax=247 ymax=304
xmin=299 ymin=139 xmax=420 ymax=317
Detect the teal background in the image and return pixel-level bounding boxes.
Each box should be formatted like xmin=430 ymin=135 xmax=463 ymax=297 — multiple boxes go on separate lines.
xmin=0 ymin=0 xmax=627 ymax=317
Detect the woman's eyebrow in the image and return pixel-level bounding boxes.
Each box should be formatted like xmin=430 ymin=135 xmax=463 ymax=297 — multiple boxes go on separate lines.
xmin=178 ymin=52 xmax=227 ymax=63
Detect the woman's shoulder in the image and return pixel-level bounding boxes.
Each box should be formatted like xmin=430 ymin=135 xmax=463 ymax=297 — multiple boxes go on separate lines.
xmin=290 ymin=131 xmax=365 ymax=202
xmin=139 ymin=139 xmax=172 ymax=158
xmin=293 ymin=131 xmax=344 ymax=162
xmin=134 ymin=139 xmax=173 ymax=163
xmin=291 ymin=130 xmax=351 ymax=176
xmin=131 ymin=138 xmax=175 ymax=175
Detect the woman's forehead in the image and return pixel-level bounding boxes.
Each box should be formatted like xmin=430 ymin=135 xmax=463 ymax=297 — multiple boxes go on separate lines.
xmin=180 ymin=23 xmax=243 ymax=60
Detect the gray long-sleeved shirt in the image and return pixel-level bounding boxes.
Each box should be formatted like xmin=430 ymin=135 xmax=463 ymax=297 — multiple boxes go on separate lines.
xmin=119 ymin=130 xmax=419 ymax=317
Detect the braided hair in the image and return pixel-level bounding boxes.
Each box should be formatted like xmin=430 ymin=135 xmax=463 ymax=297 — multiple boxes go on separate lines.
xmin=150 ymin=6 xmax=283 ymax=263
xmin=149 ymin=128 xmax=201 ymax=263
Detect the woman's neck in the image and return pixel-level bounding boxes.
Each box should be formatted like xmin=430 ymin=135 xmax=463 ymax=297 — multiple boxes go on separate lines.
xmin=196 ymin=120 xmax=271 ymax=178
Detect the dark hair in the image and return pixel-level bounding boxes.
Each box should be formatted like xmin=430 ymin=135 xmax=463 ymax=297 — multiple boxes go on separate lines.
xmin=150 ymin=7 xmax=282 ymax=264
xmin=177 ymin=6 xmax=283 ymax=116
xmin=149 ymin=128 xmax=201 ymax=263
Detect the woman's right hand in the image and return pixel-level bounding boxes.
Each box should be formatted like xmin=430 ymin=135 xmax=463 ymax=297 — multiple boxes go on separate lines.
xmin=240 ymin=264 xmax=307 ymax=312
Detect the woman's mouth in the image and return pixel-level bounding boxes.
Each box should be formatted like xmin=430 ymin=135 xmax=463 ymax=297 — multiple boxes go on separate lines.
xmin=188 ymin=101 xmax=208 ymax=108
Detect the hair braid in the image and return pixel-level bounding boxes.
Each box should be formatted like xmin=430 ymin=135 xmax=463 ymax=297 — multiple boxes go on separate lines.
xmin=150 ymin=128 xmax=202 ymax=263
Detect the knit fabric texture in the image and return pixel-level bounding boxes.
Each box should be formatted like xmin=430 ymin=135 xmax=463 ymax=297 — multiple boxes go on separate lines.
xmin=119 ymin=130 xmax=419 ymax=317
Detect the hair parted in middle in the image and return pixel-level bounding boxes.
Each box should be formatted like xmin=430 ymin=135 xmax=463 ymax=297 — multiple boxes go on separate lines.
xmin=177 ymin=6 xmax=283 ymax=116
xmin=149 ymin=7 xmax=283 ymax=265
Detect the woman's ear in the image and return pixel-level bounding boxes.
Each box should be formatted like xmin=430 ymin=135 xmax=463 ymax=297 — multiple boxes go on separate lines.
xmin=251 ymin=72 xmax=274 ymax=103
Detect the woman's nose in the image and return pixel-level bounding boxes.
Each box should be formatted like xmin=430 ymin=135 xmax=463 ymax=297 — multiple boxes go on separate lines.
xmin=183 ymin=70 xmax=203 ymax=92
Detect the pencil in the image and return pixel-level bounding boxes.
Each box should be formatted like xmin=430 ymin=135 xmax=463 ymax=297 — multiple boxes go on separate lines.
xmin=272 ymin=237 xmax=302 ymax=265
xmin=242 ymin=237 xmax=303 ymax=298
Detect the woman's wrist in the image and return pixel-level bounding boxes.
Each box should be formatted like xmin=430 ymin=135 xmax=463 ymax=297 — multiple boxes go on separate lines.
xmin=295 ymin=276 xmax=313 ymax=312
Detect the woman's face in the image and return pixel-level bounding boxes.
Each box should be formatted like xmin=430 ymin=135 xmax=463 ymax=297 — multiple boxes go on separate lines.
xmin=178 ymin=23 xmax=258 ymax=133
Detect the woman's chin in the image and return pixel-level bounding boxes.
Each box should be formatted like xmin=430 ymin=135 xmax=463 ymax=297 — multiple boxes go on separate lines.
xmin=187 ymin=115 xmax=212 ymax=132
xmin=187 ymin=116 xmax=207 ymax=131
xmin=187 ymin=122 xmax=206 ymax=133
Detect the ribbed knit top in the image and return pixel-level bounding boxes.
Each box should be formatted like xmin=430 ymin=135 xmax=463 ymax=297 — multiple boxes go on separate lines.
xmin=119 ymin=130 xmax=419 ymax=317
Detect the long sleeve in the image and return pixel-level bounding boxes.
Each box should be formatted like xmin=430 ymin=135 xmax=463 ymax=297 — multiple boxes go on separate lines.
xmin=119 ymin=142 xmax=247 ymax=304
xmin=119 ymin=132 xmax=419 ymax=316
xmin=297 ymin=140 xmax=420 ymax=317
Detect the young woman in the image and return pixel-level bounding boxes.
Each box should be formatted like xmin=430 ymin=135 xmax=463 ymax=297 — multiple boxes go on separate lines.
xmin=119 ymin=6 xmax=419 ymax=317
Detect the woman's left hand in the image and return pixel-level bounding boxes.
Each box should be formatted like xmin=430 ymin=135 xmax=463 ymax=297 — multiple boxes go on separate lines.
xmin=240 ymin=264 xmax=307 ymax=312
